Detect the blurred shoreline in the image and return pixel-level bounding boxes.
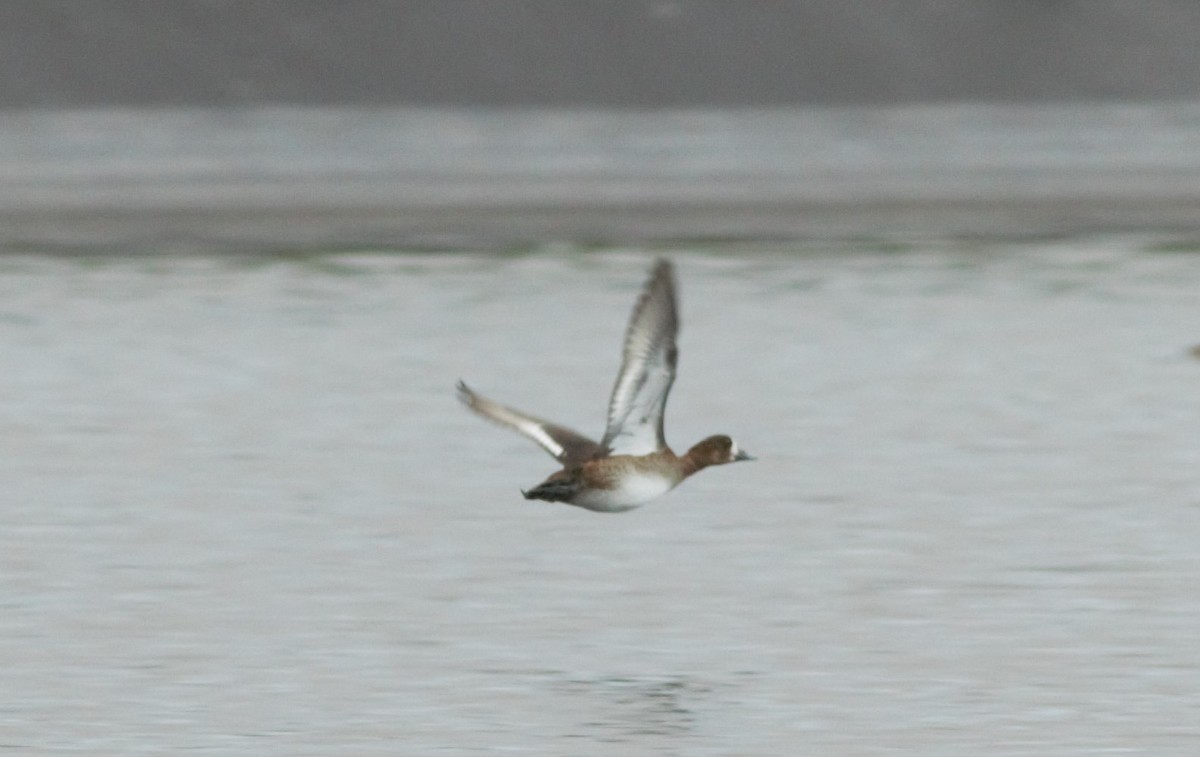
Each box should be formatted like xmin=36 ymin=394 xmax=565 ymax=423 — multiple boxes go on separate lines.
xmin=4 ymin=102 xmax=1200 ymax=252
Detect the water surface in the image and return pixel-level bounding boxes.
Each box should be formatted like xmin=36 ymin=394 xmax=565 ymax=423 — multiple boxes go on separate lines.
xmin=2 ymin=242 xmax=1199 ymax=754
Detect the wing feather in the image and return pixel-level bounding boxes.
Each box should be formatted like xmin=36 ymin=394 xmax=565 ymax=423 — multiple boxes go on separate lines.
xmin=600 ymin=259 xmax=679 ymax=456
xmin=457 ymin=381 xmax=603 ymax=465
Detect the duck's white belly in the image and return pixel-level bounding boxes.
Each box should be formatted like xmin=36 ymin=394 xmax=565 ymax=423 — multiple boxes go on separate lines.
xmin=574 ymin=471 xmax=676 ymax=513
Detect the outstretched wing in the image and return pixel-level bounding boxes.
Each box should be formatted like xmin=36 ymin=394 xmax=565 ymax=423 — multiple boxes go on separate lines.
xmin=457 ymin=381 xmax=604 ymax=466
xmin=600 ymin=259 xmax=679 ymax=457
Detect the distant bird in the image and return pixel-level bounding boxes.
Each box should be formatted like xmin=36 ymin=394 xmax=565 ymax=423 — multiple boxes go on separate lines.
xmin=457 ymin=259 xmax=752 ymax=512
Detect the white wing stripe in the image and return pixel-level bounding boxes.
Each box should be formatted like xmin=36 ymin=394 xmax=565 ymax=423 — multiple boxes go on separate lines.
xmin=457 ymin=382 xmax=567 ymax=459
xmin=493 ymin=407 xmax=566 ymax=459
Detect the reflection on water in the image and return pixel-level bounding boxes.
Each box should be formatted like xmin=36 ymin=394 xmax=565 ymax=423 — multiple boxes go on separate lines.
xmin=557 ymin=674 xmax=708 ymax=740
xmin=2 ymin=241 xmax=1200 ymax=754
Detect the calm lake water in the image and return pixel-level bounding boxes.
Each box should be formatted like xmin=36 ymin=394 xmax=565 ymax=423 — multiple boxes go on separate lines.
xmin=2 ymin=241 xmax=1199 ymax=755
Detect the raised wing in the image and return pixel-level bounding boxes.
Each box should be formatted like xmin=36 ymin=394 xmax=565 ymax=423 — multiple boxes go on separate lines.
xmin=457 ymin=381 xmax=604 ymax=466
xmin=600 ymin=259 xmax=679 ymax=457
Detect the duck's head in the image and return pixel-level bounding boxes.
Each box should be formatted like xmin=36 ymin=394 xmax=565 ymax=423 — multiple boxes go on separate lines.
xmin=686 ymin=434 xmax=755 ymax=468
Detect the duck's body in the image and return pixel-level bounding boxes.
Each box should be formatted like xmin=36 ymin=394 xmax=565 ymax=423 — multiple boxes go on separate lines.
xmin=457 ymin=259 xmax=752 ymax=512
xmin=524 ymin=454 xmax=679 ymax=513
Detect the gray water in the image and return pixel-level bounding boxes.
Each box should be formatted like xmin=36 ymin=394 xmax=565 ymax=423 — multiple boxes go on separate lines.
xmin=9 ymin=104 xmax=1200 ymax=250
xmin=2 ymin=242 xmax=1199 ymax=755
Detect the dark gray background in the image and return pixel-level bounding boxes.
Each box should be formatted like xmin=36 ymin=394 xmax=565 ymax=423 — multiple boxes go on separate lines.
xmin=5 ymin=2 xmax=1200 ymax=250
xmin=3 ymin=0 xmax=1200 ymax=108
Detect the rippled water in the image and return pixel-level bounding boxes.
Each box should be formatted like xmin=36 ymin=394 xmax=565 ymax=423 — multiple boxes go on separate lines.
xmin=2 ymin=242 xmax=1199 ymax=754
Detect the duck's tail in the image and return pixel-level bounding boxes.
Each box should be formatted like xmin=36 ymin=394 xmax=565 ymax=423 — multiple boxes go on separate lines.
xmin=521 ymin=477 xmax=578 ymax=503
